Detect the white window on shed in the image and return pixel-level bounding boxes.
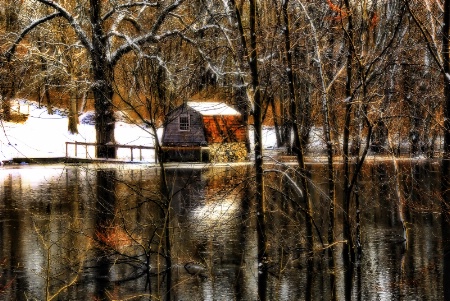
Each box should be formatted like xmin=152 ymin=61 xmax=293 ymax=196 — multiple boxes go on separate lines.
xmin=179 ymin=114 xmax=190 ymax=131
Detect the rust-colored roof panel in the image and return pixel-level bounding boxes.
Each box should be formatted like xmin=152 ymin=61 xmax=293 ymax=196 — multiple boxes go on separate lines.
xmin=203 ymin=115 xmax=246 ymax=143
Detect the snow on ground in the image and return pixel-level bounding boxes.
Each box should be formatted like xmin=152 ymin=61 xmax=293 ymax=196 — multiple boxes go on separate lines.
xmin=0 ymin=100 xmax=281 ymax=162
xmin=0 ymin=100 xmax=159 ymax=162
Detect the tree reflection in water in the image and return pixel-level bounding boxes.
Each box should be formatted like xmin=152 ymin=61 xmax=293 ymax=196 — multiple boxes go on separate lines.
xmin=0 ymin=162 xmax=445 ymax=300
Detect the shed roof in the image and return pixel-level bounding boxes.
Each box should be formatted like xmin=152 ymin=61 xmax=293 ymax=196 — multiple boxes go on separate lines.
xmin=186 ymin=102 xmax=241 ymax=116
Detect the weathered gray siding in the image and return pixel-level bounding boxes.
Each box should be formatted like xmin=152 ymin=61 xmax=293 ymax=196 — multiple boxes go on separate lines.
xmin=162 ymin=106 xmax=206 ymax=146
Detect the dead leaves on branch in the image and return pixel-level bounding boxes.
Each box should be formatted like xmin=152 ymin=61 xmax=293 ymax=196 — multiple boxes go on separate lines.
xmin=326 ymin=0 xmax=379 ymax=31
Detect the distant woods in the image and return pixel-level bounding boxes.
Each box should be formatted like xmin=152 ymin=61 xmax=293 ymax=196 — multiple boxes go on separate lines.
xmin=0 ymin=0 xmax=444 ymax=158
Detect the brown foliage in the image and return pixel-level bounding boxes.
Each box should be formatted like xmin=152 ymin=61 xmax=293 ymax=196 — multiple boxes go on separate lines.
xmin=96 ymin=225 xmax=133 ymax=250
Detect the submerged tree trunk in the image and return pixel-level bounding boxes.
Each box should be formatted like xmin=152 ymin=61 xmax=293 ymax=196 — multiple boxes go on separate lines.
xmin=152 ymin=122 xmax=173 ymax=301
xmin=247 ymin=0 xmax=267 ymax=299
xmin=442 ymin=1 xmax=450 ymax=300
xmin=340 ymin=2 xmax=356 ymax=299
xmin=297 ymin=2 xmax=335 ymax=287
xmin=342 ymin=0 xmax=355 ymax=269
xmin=94 ymin=169 xmax=116 ymax=300
xmin=391 ymin=154 xmax=408 ymax=247
xmin=282 ymin=0 xmax=313 ymax=252
xmin=229 ymin=0 xmax=267 ymax=297
xmin=251 ymin=34 xmax=268 ymax=301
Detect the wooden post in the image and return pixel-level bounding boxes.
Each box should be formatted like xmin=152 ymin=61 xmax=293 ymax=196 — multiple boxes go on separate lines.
xmin=130 ymin=147 xmax=134 ymax=161
xmin=139 ymin=147 xmax=142 ymax=161
xmin=65 ymin=142 xmax=68 ymax=158
xmin=75 ymin=141 xmax=77 ymax=157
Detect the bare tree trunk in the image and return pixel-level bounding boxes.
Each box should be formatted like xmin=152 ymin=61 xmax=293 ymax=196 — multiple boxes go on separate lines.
xmin=0 ymin=61 xmax=13 ymax=121
xmin=68 ymin=88 xmax=79 ymax=134
xmin=90 ymin=0 xmax=116 ymax=158
xmin=231 ymin=7 xmax=251 ymax=153
xmin=37 ymin=40 xmax=53 ymax=115
xmin=270 ymin=97 xmax=283 ymax=147
xmin=0 ymin=1 xmax=19 ymax=121
xmin=92 ymin=72 xmax=116 ymax=158
xmin=44 ymin=78 xmax=53 ymax=115
xmin=235 ymin=84 xmax=251 ymax=152
xmin=79 ymin=91 xmax=88 ymax=113
xmin=1 ymin=77 xmax=13 ymax=121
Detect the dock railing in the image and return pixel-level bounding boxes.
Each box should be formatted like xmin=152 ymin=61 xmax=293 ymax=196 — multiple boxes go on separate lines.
xmin=65 ymin=141 xmax=156 ymax=162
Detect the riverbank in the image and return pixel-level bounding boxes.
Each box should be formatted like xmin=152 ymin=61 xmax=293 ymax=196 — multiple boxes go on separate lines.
xmin=6 ymin=153 xmax=442 ymax=168
xmin=1 ymin=99 xmax=443 ymax=165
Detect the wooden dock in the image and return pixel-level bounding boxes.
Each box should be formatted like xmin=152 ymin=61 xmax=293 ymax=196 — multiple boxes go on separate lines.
xmin=65 ymin=141 xmax=156 ymax=162
xmin=8 ymin=157 xmax=149 ymax=164
xmin=3 ymin=141 xmax=157 ymax=165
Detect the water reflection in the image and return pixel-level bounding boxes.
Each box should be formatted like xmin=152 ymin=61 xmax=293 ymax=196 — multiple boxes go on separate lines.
xmin=0 ymin=162 xmax=445 ymax=300
xmin=168 ymin=167 xmax=258 ymax=301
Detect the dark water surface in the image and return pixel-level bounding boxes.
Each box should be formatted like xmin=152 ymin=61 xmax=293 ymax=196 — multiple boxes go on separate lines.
xmin=0 ymin=161 xmax=443 ymax=300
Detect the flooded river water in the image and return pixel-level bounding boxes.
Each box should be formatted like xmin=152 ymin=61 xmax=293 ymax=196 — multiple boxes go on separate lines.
xmin=0 ymin=160 xmax=444 ymax=300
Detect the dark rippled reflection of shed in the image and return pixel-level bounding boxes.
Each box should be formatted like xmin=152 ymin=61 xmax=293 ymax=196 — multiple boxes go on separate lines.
xmin=162 ymin=102 xmax=248 ymax=162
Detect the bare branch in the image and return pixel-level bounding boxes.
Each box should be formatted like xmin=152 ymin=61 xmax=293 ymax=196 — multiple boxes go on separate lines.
xmin=149 ymin=0 xmax=185 ymax=35
xmin=109 ymin=0 xmax=185 ymax=66
xmin=405 ymin=0 xmax=444 ymax=73
xmin=5 ymin=12 xmax=61 ymax=61
xmin=102 ymin=2 xmax=159 ymax=21
xmin=36 ymin=0 xmax=93 ymax=52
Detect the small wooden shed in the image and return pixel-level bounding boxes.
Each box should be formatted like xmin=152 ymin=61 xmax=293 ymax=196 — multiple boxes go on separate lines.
xmin=162 ymin=101 xmax=247 ymax=162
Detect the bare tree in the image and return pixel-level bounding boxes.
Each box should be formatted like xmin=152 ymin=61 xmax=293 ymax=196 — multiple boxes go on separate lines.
xmin=0 ymin=0 xmax=24 ymax=121
xmin=4 ymin=0 xmax=208 ymax=158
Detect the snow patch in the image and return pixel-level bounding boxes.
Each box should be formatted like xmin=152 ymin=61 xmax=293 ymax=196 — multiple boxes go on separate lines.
xmin=0 ymin=100 xmax=160 ymax=162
